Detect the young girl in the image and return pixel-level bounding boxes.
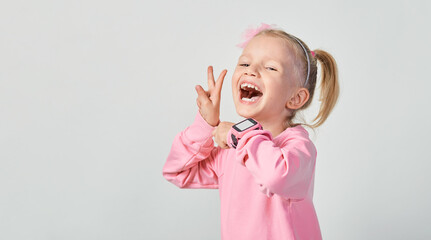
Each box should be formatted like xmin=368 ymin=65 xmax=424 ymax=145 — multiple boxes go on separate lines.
xmin=162 ymin=23 xmax=339 ymax=240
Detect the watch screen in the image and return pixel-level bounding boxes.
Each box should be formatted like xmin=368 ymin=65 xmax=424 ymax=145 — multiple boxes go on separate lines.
xmin=236 ymin=119 xmax=254 ymax=131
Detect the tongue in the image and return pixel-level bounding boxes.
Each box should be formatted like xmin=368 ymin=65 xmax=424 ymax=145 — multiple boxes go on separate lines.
xmin=247 ymin=90 xmax=262 ymax=98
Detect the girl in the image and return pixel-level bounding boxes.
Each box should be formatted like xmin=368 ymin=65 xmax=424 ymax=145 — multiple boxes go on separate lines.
xmin=163 ymin=23 xmax=339 ymax=240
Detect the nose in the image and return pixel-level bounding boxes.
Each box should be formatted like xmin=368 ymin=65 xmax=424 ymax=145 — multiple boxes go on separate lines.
xmin=244 ymin=66 xmax=258 ymax=77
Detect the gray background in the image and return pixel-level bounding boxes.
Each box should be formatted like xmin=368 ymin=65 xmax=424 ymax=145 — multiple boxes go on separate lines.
xmin=1 ymin=0 xmax=430 ymax=239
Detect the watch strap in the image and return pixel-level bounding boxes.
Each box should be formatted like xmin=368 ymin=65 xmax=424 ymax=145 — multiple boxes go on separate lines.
xmin=226 ymin=127 xmax=238 ymax=149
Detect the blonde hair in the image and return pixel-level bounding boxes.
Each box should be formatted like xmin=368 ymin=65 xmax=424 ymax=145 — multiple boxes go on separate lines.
xmin=254 ymin=29 xmax=340 ymax=129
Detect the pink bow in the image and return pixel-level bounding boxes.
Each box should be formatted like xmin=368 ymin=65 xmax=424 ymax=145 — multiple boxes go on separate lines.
xmin=236 ymin=23 xmax=275 ymax=48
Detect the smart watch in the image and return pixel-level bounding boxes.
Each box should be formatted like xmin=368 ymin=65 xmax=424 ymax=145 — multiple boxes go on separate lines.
xmin=228 ymin=118 xmax=263 ymax=149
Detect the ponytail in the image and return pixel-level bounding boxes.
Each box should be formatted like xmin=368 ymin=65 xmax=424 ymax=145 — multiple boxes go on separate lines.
xmin=308 ymin=49 xmax=340 ymax=128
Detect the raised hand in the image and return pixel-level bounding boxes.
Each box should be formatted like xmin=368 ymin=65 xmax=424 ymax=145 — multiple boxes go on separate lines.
xmin=195 ymin=66 xmax=227 ymax=127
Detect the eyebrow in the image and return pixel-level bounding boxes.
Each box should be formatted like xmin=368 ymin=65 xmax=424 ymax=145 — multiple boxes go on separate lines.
xmin=238 ymin=55 xmax=283 ymax=66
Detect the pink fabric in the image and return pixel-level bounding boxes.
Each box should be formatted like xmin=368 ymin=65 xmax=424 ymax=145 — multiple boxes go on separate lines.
xmin=163 ymin=113 xmax=322 ymax=240
xmin=236 ymin=23 xmax=275 ymax=48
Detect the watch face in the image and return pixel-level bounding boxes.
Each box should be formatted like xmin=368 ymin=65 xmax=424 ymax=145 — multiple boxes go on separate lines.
xmin=234 ymin=118 xmax=258 ymax=132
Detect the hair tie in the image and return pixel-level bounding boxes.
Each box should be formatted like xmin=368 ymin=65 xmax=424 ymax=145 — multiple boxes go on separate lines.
xmin=311 ymin=51 xmax=315 ymax=57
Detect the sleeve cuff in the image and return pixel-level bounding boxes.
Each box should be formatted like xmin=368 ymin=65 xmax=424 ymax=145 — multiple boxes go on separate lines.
xmin=183 ymin=112 xmax=215 ymax=143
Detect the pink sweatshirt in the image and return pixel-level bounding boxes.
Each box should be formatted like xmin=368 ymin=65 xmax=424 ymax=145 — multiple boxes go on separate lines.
xmin=163 ymin=113 xmax=322 ymax=240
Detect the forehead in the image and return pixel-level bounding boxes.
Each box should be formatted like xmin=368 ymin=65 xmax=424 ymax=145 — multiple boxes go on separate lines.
xmin=240 ymin=35 xmax=294 ymax=64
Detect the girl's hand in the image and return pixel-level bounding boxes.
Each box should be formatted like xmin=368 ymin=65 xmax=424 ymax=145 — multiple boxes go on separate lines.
xmin=212 ymin=121 xmax=235 ymax=149
xmin=195 ymin=66 xmax=227 ymax=127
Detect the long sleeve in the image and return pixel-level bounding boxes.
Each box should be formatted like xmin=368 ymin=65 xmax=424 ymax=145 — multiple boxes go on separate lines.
xmin=162 ymin=112 xmax=222 ymax=189
xmin=234 ymin=128 xmax=317 ymax=200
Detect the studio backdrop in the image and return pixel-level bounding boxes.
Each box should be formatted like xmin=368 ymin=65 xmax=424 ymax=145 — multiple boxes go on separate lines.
xmin=1 ymin=0 xmax=430 ymax=239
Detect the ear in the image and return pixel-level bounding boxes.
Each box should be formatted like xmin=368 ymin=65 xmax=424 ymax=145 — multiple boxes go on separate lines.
xmin=286 ymin=88 xmax=310 ymax=110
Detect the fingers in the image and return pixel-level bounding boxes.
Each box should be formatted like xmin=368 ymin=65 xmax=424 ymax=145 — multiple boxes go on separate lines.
xmin=196 ymin=98 xmax=201 ymax=108
xmin=195 ymin=85 xmax=208 ymax=98
xmin=201 ymin=67 xmax=227 ymax=104
xmin=212 ymin=125 xmax=229 ymax=149
xmin=219 ymin=143 xmax=229 ymax=149
xmin=214 ymin=69 xmax=227 ymax=98
xmin=195 ymin=85 xmax=210 ymax=106
xmin=207 ymin=66 xmax=227 ymax=95
xmin=207 ymin=66 xmax=215 ymax=90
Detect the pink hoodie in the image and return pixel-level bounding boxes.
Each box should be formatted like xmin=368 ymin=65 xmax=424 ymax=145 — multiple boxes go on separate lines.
xmin=163 ymin=113 xmax=322 ymax=240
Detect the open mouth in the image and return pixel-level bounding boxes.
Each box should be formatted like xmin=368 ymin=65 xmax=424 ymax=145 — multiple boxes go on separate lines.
xmin=240 ymin=83 xmax=263 ymax=102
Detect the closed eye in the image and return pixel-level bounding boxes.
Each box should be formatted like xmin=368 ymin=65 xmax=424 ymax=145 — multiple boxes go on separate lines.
xmin=266 ymin=67 xmax=277 ymax=71
xmin=239 ymin=63 xmax=249 ymax=67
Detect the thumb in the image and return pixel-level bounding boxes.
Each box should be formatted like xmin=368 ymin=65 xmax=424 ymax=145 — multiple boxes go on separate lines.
xmin=195 ymin=85 xmax=208 ymax=98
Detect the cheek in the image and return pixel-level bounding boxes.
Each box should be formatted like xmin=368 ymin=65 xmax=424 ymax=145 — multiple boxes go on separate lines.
xmin=267 ymin=78 xmax=290 ymax=101
xmin=232 ymin=69 xmax=241 ymax=81
xmin=231 ymin=72 xmax=241 ymax=91
xmin=277 ymin=74 xmax=292 ymax=91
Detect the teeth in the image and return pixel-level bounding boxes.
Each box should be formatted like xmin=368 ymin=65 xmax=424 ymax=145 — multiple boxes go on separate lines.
xmin=242 ymin=97 xmax=258 ymax=102
xmin=241 ymin=83 xmax=260 ymax=92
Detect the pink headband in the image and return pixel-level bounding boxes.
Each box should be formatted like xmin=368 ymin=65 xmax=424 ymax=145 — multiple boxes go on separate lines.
xmin=237 ymin=23 xmax=314 ymax=86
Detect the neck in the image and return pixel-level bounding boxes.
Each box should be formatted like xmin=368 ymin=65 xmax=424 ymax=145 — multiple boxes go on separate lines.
xmin=255 ymin=117 xmax=288 ymax=138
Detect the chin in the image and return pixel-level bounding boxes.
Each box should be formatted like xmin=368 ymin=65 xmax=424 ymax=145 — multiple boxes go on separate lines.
xmin=236 ymin=110 xmax=252 ymax=119
xmin=234 ymin=104 xmax=259 ymax=119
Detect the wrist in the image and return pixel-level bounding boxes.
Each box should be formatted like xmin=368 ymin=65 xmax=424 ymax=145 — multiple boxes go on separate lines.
xmin=209 ymin=119 xmax=220 ymax=127
xmin=227 ymin=118 xmax=263 ymax=149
